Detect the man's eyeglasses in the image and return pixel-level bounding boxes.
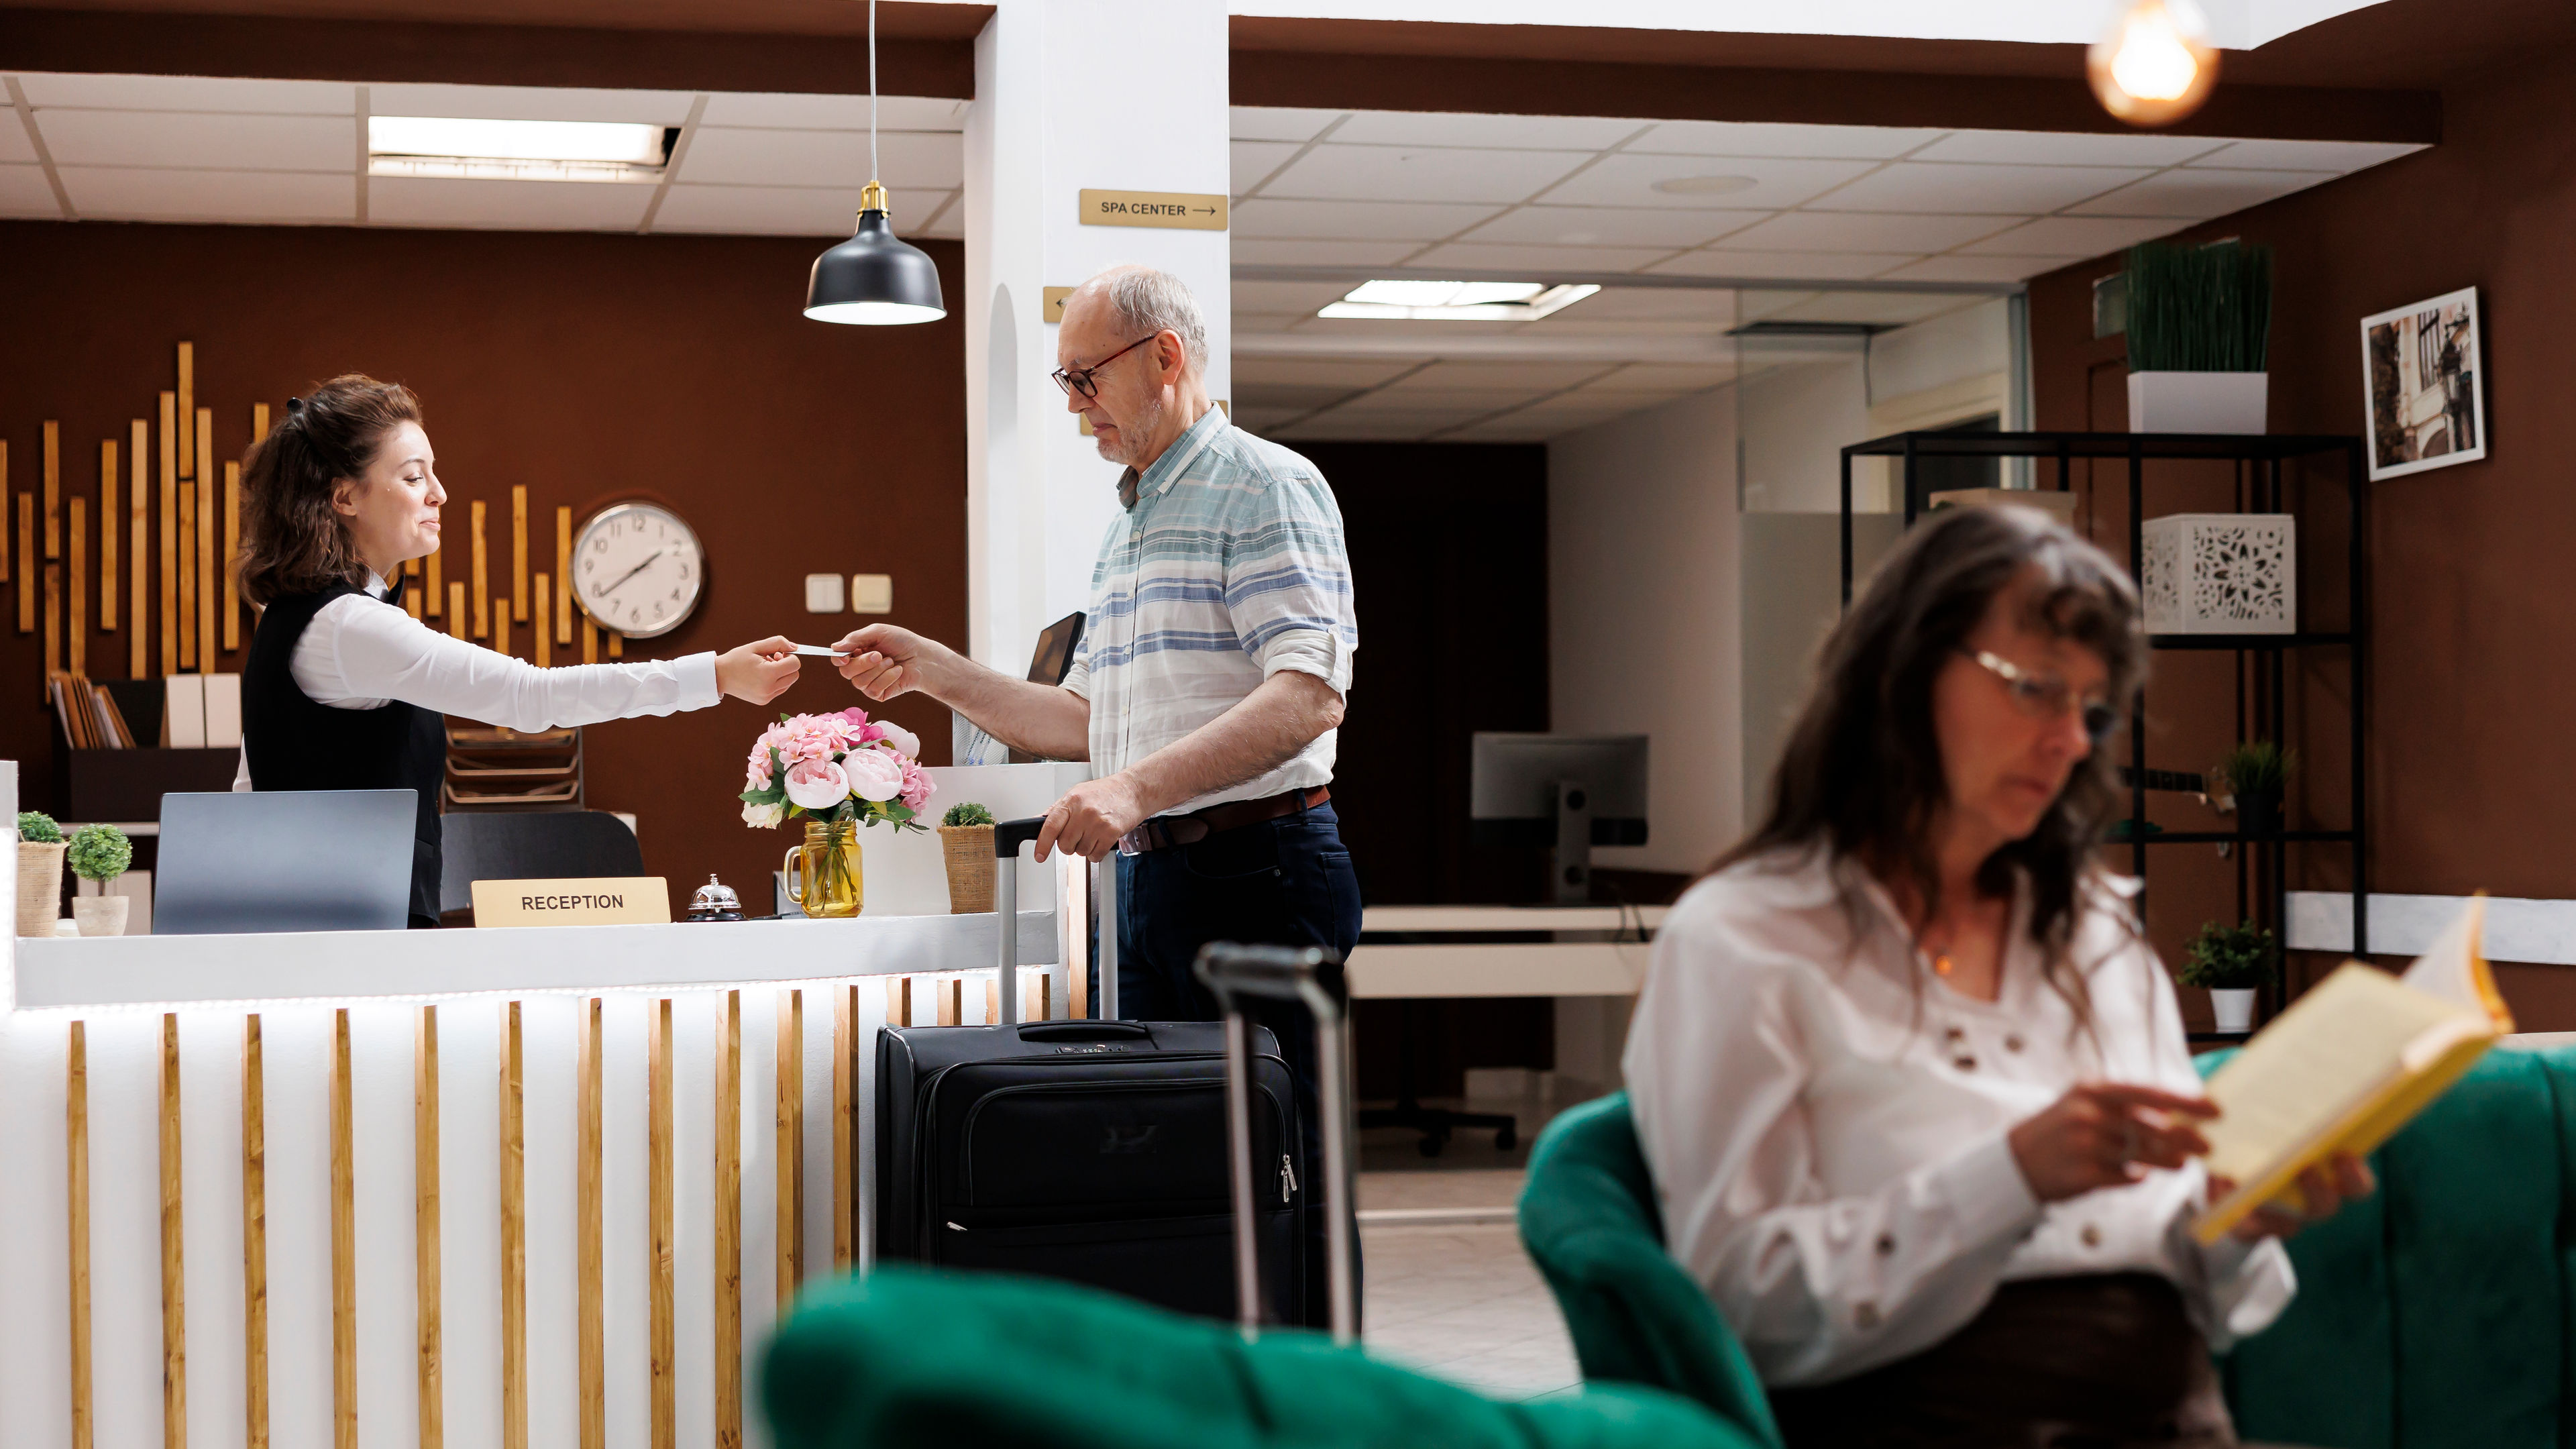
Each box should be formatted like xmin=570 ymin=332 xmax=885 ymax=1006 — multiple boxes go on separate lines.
xmin=1964 ymin=649 xmax=2120 ymax=745
xmin=1051 ymin=333 xmax=1159 ymax=400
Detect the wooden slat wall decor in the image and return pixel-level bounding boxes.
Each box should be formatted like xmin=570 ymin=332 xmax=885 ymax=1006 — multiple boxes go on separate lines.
xmin=511 ymin=485 xmax=528 ymax=624
xmin=68 ymin=1020 xmax=93 ymax=1449
xmin=44 ymin=419 xmax=60 ymax=560
xmin=607 ymin=631 xmax=622 ymax=659
xmin=582 ymin=621 xmax=598 ymax=665
xmin=447 ymin=584 xmax=467 ymax=642
xmin=159 ymin=1013 xmax=186 ymax=1449
xmin=496 ymin=591 xmax=512 ymax=659
xmin=649 ymin=998 xmax=676 ymax=1449
xmin=1 ymin=438 xmax=10 ymax=587
xmin=776 ymin=990 xmax=803 ymax=1306
xmin=195 ymin=409 xmax=214 ymax=667
xmin=45 ymin=560 xmax=60 ymax=676
xmin=501 ymin=1001 xmax=528 ymax=1449
xmin=241 ymin=1016 xmax=268 ymax=1449
xmin=330 ymin=1010 xmax=356 ymax=1449
xmin=403 ymin=557 xmax=422 ymax=621
xmin=577 ymin=998 xmax=604 ymax=1449
xmin=833 ymin=987 xmax=855 ymax=1271
xmin=222 ymin=460 xmax=241 ymax=651
xmin=178 ymin=462 xmax=196 ymax=671
xmin=715 ymin=991 xmax=743 ymax=1449
xmin=534 ymin=576 xmax=551 ymax=667
xmin=471 ymin=500 xmax=489 ymax=639
xmin=68 ymin=499 xmax=85 ymax=677
xmin=159 ymin=393 xmax=176 ymax=676
xmin=176 ymin=343 xmax=194 ymax=484
xmin=426 ymin=543 xmax=442 ymax=619
xmin=254 ymin=402 xmax=270 ymax=440
xmin=100 ymin=440 xmax=117 ymax=634
xmin=555 ymin=506 xmax=572 ymax=644
xmin=129 ymin=421 xmax=147 ymax=679
xmin=415 ymin=1006 xmax=443 ymax=1449
xmin=15 ymin=492 xmax=28 ymax=633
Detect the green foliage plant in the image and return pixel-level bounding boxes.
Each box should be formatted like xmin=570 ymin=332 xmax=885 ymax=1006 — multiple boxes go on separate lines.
xmin=2216 ymin=740 xmax=2296 ymax=797
xmin=943 ymin=802 xmax=997 ymax=828
xmin=15 ymin=810 xmax=62 ymax=844
xmin=2124 ymin=239 xmax=2273 ymax=373
xmin=2182 ymin=919 xmax=2278 ymax=991
xmin=67 ymin=824 xmax=133 ymax=883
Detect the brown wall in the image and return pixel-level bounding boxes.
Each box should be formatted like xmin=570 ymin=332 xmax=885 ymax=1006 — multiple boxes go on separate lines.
xmin=2026 ymin=38 xmax=2576 ymax=1028
xmin=0 ymin=219 xmax=967 ymax=918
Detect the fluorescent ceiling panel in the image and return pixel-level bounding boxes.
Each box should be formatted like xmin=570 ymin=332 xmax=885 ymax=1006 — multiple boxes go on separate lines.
xmin=1539 ymin=153 xmax=1876 ymax=211
xmin=43 ymin=111 xmax=356 ymax=172
xmin=1809 ymin=161 xmax=2156 ymax=215
xmin=368 ymin=84 xmax=696 ymax=126
xmin=1258 ymin=144 xmax=1593 ymax=205
xmin=371 ymin=115 xmax=661 ymax=164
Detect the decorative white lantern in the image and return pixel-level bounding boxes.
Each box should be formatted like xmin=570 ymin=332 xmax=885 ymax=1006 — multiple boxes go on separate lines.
xmin=2139 ymin=513 xmax=2296 ymax=635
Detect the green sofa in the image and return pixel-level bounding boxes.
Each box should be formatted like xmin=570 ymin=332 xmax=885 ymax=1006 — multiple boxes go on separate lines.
xmin=1519 ymin=1044 xmax=2576 ymax=1449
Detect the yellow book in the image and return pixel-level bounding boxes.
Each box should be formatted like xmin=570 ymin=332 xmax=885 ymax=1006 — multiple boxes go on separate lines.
xmin=2193 ymin=898 xmax=2513 ymax=1243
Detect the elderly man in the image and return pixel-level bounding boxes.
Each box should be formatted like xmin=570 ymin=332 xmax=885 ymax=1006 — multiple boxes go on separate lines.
xmin=834 ymin=264 xmax=1360 ymax=1321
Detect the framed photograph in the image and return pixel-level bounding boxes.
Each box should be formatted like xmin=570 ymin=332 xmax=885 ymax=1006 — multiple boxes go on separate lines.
xmin=2360 ymin=286 xmax=2485 ymax=480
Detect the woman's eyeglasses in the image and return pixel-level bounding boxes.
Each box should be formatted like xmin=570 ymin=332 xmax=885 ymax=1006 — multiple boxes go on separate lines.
xmin=1964 ymin=649 xmax=2120 ymax=745
xmin=1051 ymin=333 xmax=1159 ymax=400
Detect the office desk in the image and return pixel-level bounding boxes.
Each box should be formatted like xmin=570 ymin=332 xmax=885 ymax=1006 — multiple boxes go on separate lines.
xmin=1348 ymin=904 xmax=1666 ymax=999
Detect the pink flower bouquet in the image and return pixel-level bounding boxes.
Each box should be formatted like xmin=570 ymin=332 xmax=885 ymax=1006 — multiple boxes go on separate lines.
xmin=739 ymin=706 xmax=934 ymax=833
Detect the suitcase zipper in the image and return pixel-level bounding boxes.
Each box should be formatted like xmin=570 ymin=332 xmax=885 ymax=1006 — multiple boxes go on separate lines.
xmin=1280 ymin=1152 xmax=1297 ymax=1200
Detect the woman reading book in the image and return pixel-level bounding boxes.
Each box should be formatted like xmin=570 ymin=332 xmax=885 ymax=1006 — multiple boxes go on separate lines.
xmin=231 ymin=374 xmax=802 ymax=926
xmin=1626 ymin=504 xmax=2371 ymax=1447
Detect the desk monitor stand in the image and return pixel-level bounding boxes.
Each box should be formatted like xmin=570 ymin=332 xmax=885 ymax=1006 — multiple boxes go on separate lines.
xmin=1553 ymin=779 xmax=1593 ymax=905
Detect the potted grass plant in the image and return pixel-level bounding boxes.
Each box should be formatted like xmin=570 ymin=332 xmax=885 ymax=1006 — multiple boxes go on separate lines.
xmin=2216 ymin=741 xmax=2295 ymax=837
xmin=939 ymin=802 xmax=997 ymax=914
xmin=16 ymin=810 xmax=64 ymax=938
xmin=2124 ymin=239 xmax=2273 ymax=433
xmin=67 ymin=824 xmax=134 ymax=936
xmin=2182 ymin=919 xmax=2277 ymax=1034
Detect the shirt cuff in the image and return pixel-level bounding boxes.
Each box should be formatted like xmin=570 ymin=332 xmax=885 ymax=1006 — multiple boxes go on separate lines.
xmin=1936 ymin=1128 xmax=2044 ymax=1249
xmin=1255 ymin=627 xmax=1352 ymax=694
xmin=676 ymin=651 xmax=722 ymax=710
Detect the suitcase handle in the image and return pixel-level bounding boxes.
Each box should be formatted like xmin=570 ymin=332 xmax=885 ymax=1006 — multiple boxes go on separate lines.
xmin=1015 ymin=1021 xmax=1153 ymax=1042
xmin=994 ymin=816 xmax=1046 ymax=856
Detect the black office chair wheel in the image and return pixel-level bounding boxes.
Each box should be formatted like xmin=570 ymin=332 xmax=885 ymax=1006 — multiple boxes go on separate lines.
xmin=1495 ymin=1124 xmax=1518 ymax=1151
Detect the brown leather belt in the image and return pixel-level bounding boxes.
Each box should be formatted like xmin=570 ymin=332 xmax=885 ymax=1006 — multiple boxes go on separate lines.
xmin=1119 ymin=786 xmax=1330 ymax=855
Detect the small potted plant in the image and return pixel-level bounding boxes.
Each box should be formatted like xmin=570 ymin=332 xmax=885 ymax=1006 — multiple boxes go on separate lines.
xmin=2123 ymin=237 xmax=2272 ymax=433
xmin=939 ymin=802 xmax=997 ymax=914
xmin=2182 ymin=919 xmax=2277 ymax=1034
xmin=67 ymin=824 xmax=135 ymax=936
xmin=16 ymin=810 xmax=65 ymax=939
xmin=2216 ymin=741 xmax=2295 ymax=837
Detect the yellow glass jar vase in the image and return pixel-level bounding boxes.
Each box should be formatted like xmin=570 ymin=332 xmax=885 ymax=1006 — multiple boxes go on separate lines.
xmin=783 ymin=818 xmax=863 ymax=918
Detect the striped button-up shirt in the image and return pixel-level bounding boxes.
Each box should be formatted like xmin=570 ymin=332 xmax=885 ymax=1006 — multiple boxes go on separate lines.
xmin=1061 ymin=406 xmax=1357 ymax=816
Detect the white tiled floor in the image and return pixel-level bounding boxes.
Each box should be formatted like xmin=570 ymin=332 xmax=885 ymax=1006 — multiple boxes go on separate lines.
xmin=1358 ymin=1168 xmax=1583 ymax=1400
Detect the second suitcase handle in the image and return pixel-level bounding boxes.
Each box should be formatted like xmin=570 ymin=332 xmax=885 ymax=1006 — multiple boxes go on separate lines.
xmin=991 ymin=817 xmax=1046 ymax=1025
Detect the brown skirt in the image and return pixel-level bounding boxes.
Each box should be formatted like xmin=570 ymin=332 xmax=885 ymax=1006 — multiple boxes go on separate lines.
xmin=1767 ymin=1273 xmax=2236 ymax=1449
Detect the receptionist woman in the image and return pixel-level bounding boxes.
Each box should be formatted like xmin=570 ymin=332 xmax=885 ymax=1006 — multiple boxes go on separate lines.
xmin=233 ymin=374 xmax=800 ymax=927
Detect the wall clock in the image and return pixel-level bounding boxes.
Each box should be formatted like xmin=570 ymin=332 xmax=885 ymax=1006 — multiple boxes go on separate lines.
xmin=569 ymin=501 xmax=705 ymax=640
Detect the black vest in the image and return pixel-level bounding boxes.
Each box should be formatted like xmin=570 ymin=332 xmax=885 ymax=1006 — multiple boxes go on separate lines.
xmin=242 ymin=582 xmax=447 ymax=927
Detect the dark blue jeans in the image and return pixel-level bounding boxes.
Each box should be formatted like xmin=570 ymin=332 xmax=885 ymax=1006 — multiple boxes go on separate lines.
xmin=1114 ymin=798 xmax=1362 ymax=1328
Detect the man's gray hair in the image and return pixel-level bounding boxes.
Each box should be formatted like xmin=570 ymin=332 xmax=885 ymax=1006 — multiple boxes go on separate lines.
xmin=1093 ymin=265 xmax=1208 ymax=374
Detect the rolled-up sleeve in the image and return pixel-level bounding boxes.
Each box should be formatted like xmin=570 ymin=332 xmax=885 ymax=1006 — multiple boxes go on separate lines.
xmin=1223 ymin=470 xmax=1356 ymax=695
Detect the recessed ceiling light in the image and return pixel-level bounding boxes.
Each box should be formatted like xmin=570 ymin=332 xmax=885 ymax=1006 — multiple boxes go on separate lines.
xmin=1319 ymin=280 xmax=1599 ymax=321
xmin=367 ymin=116 xmax=676 ymax=183
xmin=1653 ymin=174 xmax=1760 ymax=196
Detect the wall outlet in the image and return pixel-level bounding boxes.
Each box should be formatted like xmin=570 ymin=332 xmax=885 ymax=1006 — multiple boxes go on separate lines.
xmin=851 ymin=574 xmax=893 ymax=614
xmin=804 ymin=573 xmax=845 ymax=613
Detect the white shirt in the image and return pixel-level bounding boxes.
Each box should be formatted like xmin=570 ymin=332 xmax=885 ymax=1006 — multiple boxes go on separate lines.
xmin=1623 ymin=847 xmax=2294 ymax=1388
xmin=233 ymin=574 xmax=719 ymax=788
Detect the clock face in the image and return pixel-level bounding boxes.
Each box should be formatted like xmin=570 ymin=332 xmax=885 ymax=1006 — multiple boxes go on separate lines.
xmin=570 ymin=502 xmax=705 ymax=641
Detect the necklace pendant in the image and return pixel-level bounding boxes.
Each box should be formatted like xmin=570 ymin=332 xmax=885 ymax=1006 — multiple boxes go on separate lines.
xmin=1933 ymin=953 xmax=1955 ymax=977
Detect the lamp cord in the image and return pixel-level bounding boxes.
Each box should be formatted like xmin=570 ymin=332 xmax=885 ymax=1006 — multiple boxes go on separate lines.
xmin=868 ymin=0 xmax=879 ymax=184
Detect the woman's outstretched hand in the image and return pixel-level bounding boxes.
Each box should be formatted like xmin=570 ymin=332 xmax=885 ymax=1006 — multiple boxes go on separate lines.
xmin=2211 ymin=1154 xmax=2373 ymax=1242
xmin=716 ymin=637 xmax=800 ymax=705
xmin=2008 ymin=1083 xmax=2217 ymax=1202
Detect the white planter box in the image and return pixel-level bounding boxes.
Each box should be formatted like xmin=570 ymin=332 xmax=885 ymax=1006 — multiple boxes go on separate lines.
xmin=2141 ymin=513 xmax=2296 ymax=635
xmin=2127 ymin=371 xmax=2268 ymax=434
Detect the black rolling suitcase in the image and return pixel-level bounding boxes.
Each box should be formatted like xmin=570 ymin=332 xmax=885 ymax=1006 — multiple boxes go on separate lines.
xmin=873 ymin=816 xmax=1311 ymax=1324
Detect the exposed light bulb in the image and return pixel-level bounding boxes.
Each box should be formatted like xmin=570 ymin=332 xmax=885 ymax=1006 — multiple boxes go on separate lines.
xmin=2088 ymin=0 xmax=2219 ymax=127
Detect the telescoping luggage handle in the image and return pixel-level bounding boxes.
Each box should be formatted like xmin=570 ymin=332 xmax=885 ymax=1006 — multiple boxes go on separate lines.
xmin=989 ymin=818 xmax=1047 ymax=1025
xmin=1192 ymin=942 xmax=1356 ymax=1346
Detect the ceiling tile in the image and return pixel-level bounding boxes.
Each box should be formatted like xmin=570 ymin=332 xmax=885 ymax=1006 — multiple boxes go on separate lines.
xmin=1239 ymin=383 xmax=1377 ymax=411
xmin=1285 ymin=316 xmax=1529 ymax=337
xmin=648 ymin=183 xmax=950 ymax=236
xmin=1230 ymin=197 xmax=1499 ymax=241
xmin=1457 ymin=204 xmax=1767 ymax=248
xmin=57 ymin=166 xmax=352 ymax=222
xmin=1957 ymin=215 xmax=2183 ymax=256
xmin=0 ymin=164 xmax=60 ymax=217
xmin=1332 ymin=389 xmax=1526 ymax=414
xmin=1326 ymin=110 xmax=1645 ymax=151
xmin=694 ymin=93 xmax=966 ymax=131
xmin=38 ymin=110 xmax=354 ymax=172
xmin=1808 ymin=162 xmax=2154 ymax=214
xmin=1444 ymin=417 xmax=1562 ymax=441
xmin=1564 ymin=287 xmax=1739 ymax=323
xmin=366 ymin=175 xmax=651 ymax=230
xmin=1739 ymin=289 xmax=1823 ymax=318
xmin=2065 ymin=168 xmax=2338 ymax=217
xmin=1231 ymin=358 xmax=1422 ymax=388
xmin=1390 ymin=360 xmax=1625 ymax=390
xmin=368 ymin=83 xmax=695 ymax=125
xmin=1276 ymin=413 xmax=1461 ymax=441
xmin=15 ymin=71 xmax=354 ymax=114
xmin=1770 ymin=291 xmax=1987 ymax=325
xmin=1627 ymin=121 xmax=1945 ymax=159
xmin=1909 ymin=129 xmax=2231 ymax=166
xmin=1232 ymin=280 xmax=1354 ymax=315
xmin=1646 ymin=250 xmax=1909 ymax=280
xmin=1232 ymin=311 xmax=1313 ymax=334
xmin=1579 ymin=362 xmax=1739 ymax=391
xmin=0 ymin=119 xmax=34 ymax=165
xmin=1538 ymin=153 xmax=1878 ymax=211
xmin=1710 ymin=210 xmax=2017 ymax=252
xmin=1878 ymin=254 xmax=2081 ymax=282
xmin=1402 ymin=241 xmax=1675 ymax=273
xmin=1230 ymin=238 xmax=1423 ymax=266
xmin=1232 ymin=140 xmax=1300 ymax=195
xmin=680 ymin=127 xmax=961 ymax=189
xmin=1258 ymin=144 xmax=1592 ymax=205
xmin=1230 ymin=407 xmax=1307 ymax=432
xmin=913 ymin=189 xmax=965 ymax=236
xmin=1230 ymin=107 xmax=1345 ymax=144
xmin=2185 ymin=139 xmax=2422 ymax=172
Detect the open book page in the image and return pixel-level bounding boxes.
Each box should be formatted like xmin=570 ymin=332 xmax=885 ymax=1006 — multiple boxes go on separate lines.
xmin=2400 ymin=896 xmax=2514 ymax=1030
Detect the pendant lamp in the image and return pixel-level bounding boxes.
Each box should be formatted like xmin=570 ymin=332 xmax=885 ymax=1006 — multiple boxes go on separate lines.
xmin=804 ymin=0 xmax=947 ymax=324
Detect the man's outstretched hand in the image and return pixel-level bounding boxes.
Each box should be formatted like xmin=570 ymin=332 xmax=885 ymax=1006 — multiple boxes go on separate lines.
xmin=833 ymin=623 xmax=939 ymax=702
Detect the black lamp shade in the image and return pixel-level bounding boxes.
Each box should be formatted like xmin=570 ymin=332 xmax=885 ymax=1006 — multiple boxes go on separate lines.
xmin=804 ymin=205 xmax=947 ymax=325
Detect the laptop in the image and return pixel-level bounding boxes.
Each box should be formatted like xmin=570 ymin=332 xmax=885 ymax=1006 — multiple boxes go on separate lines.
xmin=156 ymin=790 xmax=417 ymax=934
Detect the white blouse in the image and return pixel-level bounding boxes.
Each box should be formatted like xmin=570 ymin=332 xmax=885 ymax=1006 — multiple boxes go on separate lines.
xmin=233 ymin=574 xmax=718 ymax=788
xmin=1623 ymin=847 xmax=2294 ymax=1388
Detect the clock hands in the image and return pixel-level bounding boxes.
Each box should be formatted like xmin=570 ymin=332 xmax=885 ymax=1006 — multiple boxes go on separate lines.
xmin=597 ymin=550 xmax=665 ymax=598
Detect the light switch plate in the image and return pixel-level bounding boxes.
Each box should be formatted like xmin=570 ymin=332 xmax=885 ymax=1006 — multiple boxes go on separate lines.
xmin=804 ymin=573 xmax=845 ymax=613
xmin=851 ymin=574 xmax=894 ymax=614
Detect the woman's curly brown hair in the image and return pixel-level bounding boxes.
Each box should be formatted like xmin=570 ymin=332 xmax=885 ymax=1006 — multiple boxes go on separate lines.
xmin=235 ymin=374 xmax=422 ymax=606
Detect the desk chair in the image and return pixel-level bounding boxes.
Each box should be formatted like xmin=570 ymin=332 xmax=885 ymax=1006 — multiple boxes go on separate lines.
xmin=438 ymin=810 xmax=645 ymax=920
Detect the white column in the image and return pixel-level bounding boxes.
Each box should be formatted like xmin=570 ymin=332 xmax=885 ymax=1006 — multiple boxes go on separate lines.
xmin=963 ymin=0 xmax=1233 ymax=671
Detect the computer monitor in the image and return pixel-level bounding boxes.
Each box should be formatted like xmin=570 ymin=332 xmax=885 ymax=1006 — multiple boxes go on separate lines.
xmin=1468 ymin=733 xmax=1648 ymax=904
xmin=156 ymin=790 xmax=417 ymax=934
